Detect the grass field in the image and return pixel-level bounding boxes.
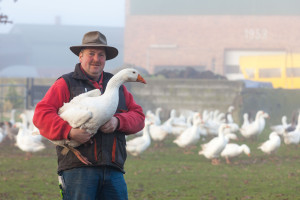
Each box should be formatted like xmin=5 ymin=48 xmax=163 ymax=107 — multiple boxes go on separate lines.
xmin=0 ymin=129 xmax=300 ymax=200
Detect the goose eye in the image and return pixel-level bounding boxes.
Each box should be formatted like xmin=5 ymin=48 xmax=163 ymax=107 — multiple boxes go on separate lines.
xmin=133 ymin=71 xmax=136 ymax=74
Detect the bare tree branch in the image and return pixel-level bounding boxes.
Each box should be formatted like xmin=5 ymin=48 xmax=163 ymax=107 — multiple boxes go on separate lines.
xmin=0 ymin=0 xmax=17 ymax=24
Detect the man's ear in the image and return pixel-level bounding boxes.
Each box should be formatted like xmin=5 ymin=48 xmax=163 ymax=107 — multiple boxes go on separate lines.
xmin=79 ymin=52 xmax=83 ymax=60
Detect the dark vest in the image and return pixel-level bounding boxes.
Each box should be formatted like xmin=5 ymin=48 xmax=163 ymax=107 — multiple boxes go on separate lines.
xmin=56 ymin=64 xmax=128 ymax=173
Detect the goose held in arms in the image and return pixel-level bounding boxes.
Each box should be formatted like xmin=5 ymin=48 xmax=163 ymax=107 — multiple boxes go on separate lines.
xmin=50 ymin=68 xmax=146 ymax=165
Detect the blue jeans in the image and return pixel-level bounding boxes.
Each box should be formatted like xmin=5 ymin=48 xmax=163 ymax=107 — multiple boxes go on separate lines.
xmin=59 ymin=166 xmax=128 ymax=200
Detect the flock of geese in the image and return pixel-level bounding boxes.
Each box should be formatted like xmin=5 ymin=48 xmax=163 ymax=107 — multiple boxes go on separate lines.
xmin=126 ymin=106 xmax=300 ymax=165
xmin=0 ymin=105 xmax=299 ymax=165
xmin=0 ymin=67 xmax=299 ymax=165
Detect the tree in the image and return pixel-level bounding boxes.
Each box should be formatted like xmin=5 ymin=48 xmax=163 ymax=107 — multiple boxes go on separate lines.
xmin=0 ymin=0 xmax=18 ymax=24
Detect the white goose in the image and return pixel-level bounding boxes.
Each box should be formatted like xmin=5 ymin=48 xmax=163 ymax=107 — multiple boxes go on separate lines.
xmin=173 ymin=113 xmax=202 ymax=148
xmin=149 ymin=117 xmax=173 ymax=144
xmin=204 ymin=110 xmax=225 ymax=136
xmin=49 ymin=68 xmax=146 ymax=165
xmin=126 ymin=120 xmax=152 ymax=157
xmin=282 ymin=113 xmax=300 ymax=145
xmin=258 ymin=111 xmax=269 ymax=135
xmin=15 ymin=121 xmax=45 ymax=159
xmin=153 ymin=107 xmax=162 ymax=125
xmin=241 ymin=112 xmax=250 ymax=130
xmin=0 ymin=126 xmax=6 ymax=143
xmin=270 ymin=115 xmax=289 ymax=136
xmin=258 ymin=132 xmax=281 ymax=154
xmin=169 ymin=109 xmax=187 ymax=127
xmin=145 ymin=107 xmax=162 ymax=126
xmin=225 ymin=106 xmax=235 ymax=124
xmin=198 ymin=124 xmax=230 ymax=165
xmin=239 ymin=110 xmax=265 ymax=139
xmin=19 ymin=113 xmax=42 ymax=140
xmin=221 ymin=143 xmax=251 ymax=164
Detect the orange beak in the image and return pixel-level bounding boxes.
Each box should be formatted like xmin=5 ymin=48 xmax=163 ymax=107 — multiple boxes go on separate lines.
xmin=137 ymin=74 xmax=146 ymax=84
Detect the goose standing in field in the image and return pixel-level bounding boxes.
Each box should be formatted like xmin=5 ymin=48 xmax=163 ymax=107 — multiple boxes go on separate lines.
xmin=15 ymin=122 xmax=45 ymax=160
xmin=224 ymin=106 xmax=239 ymax=134
xmin=49 ymin=68 xmax=146 ymax=165
xmin=19 ymin=113 xmax=42 ymax=140
xmin=239 ymin=110 xmax=265 ymax=139
xmin=169 ymin=109 xmax=187 ymax=127
xmin=258 ymin=132 xmax=281 ymax=154
xmin=126 ymin=120 xmax=152 ymax=157
xmin=225 ymin=106 xmax=235 ymax=124
xmin=0 ymin=124 xmax=6 ymax=143
xmin=221 ymin=143 xmax=251 ymax=164
xmin=149 ymin=117 xmax=173 ymax=146
xmin=284 ymin=111 xmax=299 ymax=132
xmin=282 ymin=113 xmax=300 ymax=145
xmin=153 ymin=107 xmax=162 ymax=125
xmin=241 ymin=112 xmax=250 ymax=130
xmin=198 ymin=124 xmax=230 ymax=165
xmin=145 ymin=107 xmax=162 ymax=126
xmin=270 ymin=115 xmax=289 ymax=136
xmin=171 ymin=116 xmax=192 ymax=136
xmin=23 ymin=109 xmax=38 ymax=133
xmin=204 ymin=110 xmax=226 ymax=136
xmin=258 ymin=111 xmax=269 ymax=135
xmin=173 ymin=112 xmax=202 ymax=148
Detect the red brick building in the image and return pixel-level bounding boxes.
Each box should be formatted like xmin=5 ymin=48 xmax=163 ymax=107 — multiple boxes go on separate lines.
xmin=124 ymin=0 xmax=300 ymax=79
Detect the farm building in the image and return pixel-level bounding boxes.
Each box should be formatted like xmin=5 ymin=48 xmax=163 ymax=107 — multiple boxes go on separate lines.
xmin=124 ymin=0 xmax=300 ymax=80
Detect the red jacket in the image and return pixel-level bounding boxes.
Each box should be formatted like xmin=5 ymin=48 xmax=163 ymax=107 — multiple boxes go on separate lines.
xmin=33 ymin=72 xmax=145 ymax=141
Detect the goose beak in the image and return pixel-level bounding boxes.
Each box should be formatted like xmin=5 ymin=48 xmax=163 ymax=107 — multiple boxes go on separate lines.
xmin=137 ymin=74 xmax=146 ymax=84
xmin=248 ymin=154 xmax=251 ymax=157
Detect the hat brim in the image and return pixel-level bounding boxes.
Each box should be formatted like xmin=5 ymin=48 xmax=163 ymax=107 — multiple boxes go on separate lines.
xmin=70 ymin=45 xmax=118 ymax=60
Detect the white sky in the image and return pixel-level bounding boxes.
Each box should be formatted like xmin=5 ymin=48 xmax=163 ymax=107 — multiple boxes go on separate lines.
xmin=0 ymin=0 xmax=125 ymax=33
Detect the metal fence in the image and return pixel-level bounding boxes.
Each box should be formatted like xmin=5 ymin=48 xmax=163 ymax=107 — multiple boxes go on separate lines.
xmin=0 ymin=78 xmax=50 ymax=120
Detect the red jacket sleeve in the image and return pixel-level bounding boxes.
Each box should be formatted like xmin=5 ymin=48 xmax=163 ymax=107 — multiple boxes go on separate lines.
xmin=33 ymin=78 xmax=72 ymax=140
xmin=115 ymin=85 xmax=145 ymax=135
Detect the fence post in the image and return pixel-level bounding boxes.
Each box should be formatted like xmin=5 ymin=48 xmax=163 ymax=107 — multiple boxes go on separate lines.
xmin=0 ymin=85 xmax=3 ymax=120
xmin=26 ymin=78 xmax=34 ymax=109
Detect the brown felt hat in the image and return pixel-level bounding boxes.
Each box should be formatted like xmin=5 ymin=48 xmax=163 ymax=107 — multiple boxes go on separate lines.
xmin=70 ymin=31 xmax=118 ymax=60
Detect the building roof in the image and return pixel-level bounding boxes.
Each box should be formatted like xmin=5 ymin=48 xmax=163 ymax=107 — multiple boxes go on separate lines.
xmin=130 ymin=0 xmax=300 ymax=15
xmin=0 ymin=24 xmax=124 ymax=78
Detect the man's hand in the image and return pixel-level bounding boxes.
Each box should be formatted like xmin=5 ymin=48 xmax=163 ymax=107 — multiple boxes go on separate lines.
xmin=68 ymin=128 xmax=92 ymax=144
xmin=100 ymin=117 xmax=119 ymax=133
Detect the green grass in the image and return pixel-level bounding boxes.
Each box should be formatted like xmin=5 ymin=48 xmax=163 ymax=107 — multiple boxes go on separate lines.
xmin=0 ymin=130 xmax=300 ymax=200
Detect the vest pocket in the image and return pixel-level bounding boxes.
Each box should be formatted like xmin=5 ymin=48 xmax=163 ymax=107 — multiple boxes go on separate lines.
xmin=112 ymin=135 xmax=127 ymax=168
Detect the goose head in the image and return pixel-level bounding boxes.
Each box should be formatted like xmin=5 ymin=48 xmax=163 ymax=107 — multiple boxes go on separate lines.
xmin=218 ymin=124 xmax=230 ymax=136
xmin=254 ymin=110 xmax=266 ymax=122
xmin=241 ymin=144 xmax=251 ymax=157
xmin=227 ymin=106 xmax=234 ymax=113
xmin=117 ymin=68 xmax=146 ymax=84
xmin=155 ymin=107 xmax=162 ymax=115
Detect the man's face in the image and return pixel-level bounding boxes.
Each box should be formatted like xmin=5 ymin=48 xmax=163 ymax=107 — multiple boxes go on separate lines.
xmin=79 ymin=47 xmax=106 ymax=80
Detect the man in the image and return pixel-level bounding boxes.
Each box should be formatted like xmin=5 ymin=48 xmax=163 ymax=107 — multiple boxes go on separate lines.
xmin=33 ymin=31 xmax=145 ymax=199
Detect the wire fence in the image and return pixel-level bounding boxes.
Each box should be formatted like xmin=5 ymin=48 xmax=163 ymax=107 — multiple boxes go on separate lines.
xmin=0 ymin=79 xmax=50 ymax=121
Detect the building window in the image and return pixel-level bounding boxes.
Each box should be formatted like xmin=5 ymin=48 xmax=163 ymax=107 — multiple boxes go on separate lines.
xmin=225 ymin=65 xmax=241 ymax=73
xmin=259 ymin=68 xmax=281 ymax=78
xmin=286 ymin=68 xmax=300 ymax=77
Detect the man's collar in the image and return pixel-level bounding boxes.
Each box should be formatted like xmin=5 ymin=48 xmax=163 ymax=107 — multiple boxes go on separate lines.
xmin=79 ymin=65 xmax=102 ymax=82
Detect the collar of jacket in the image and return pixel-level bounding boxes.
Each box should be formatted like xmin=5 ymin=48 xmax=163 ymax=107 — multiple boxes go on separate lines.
xmin=72 ymin=63 xmax=90 ymax=81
